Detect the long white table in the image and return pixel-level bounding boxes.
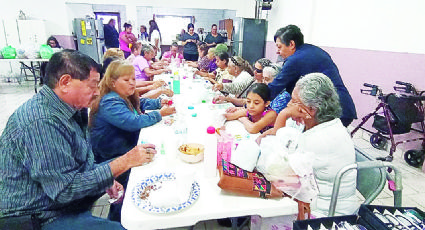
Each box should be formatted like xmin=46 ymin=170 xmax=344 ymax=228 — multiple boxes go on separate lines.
xmin=121 ymin=73 xmax=298 ymax=230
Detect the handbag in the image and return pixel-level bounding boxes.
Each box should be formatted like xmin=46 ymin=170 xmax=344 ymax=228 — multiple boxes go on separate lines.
xmin=217 ymin=159 xmax=311 ymax=220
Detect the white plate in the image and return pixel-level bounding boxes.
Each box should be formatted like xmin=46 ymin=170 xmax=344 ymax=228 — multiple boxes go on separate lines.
xmin=131 ymin=172 xmax=200 ymax=214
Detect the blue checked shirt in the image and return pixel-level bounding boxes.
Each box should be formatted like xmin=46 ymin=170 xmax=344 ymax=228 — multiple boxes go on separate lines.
xmin=0 ymin=86 xmax=114 ymax=224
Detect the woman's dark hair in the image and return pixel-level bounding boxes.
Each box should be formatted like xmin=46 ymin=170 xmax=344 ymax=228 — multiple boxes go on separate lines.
xmin=247 ymin=83 xmax=271 ymax=102
xmin=148 ymin=20 xmax=162 ymax=42
xmin=46 ymin=49 xmax=99 ymax=89
xmin=216 ymin=51 xmax=229 ymax=65
xmin=140 ymin=25 xmax=147 ymax=31
xmin=171 ymin=42 xmax=179 ymax=47
xmin=187 ymin=23 xmax=195 ymax=31
xmin=46 ymin=36 xmax=61 ymax=48
xmin=274 ymin=24 xmax=304 ymax=48
xmin=123 ymin=23 xmax=132 ymax=29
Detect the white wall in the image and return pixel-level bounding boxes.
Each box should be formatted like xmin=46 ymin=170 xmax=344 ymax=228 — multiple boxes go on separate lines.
xmin=1 ymin=0 xmax=255 ymax=37
xmin=266 ymin=0 xmax=425 ymax=54
xmin=0 ymin=0 xmax=70 ymax=36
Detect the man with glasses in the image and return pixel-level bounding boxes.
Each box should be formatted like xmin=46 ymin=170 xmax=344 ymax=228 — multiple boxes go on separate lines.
xmin=269 ymin=25 xmax=357 ymax=127
xmin=0 ymin=50 xmax=156 ymax=229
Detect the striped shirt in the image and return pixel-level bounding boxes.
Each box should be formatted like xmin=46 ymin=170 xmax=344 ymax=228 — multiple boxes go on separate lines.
xmin=0 ymin=86 xmax=114 ymax=224
xmin=222 ymin=71 xmax=254 ymax=96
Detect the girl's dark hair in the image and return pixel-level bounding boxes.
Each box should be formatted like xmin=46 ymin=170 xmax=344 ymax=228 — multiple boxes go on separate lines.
xmin=216 ymin=51 xmax=229 ymax=65
xmin=148 ymin=20 xmax=162 ymax=42
xmin=247 ymin=83 xmax=271 ymax=102
xmin=124 ymin=23 xmax=132 ymax=29
xmin=187 ymin=23 xmax=195 ymax=31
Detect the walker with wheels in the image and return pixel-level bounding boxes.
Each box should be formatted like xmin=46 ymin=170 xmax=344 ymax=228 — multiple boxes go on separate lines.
xmin=350 ymin=81 xmax=425 ymax=167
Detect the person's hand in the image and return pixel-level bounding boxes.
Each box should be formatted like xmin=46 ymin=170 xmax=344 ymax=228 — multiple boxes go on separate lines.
xmin=161 ymin=88 xmax=174 ymax=97
xmin=225 ymin=106 xmax=239 ymax=113
xmin=154 ymin=79 xmax=166 ymax=86
xmin=160 ymin=106 xmax=176 ymax=116
xmin=152 ymin=81 xmax=163 ymax=89
xmin=224 ymin=112 xmax=237 ymax=121
xmin=212 ymin=83 xmax=223 ymax=91
xmin=106 ymin=180 xmax=124 ymax=204
xmin=162 ymin=68 xmax=172 ymax=74
xmin=255 ymin=128 xmax=276 ymax=145
xmin=238 ymin=117 xmax=249 ymax=122
xmin=161 ymin=98 xmax=172 ymax=106
xmin=212 ymin=95 xmax=226 ymax=104
xmin=126 ymin=144 xmax=157 ymax=167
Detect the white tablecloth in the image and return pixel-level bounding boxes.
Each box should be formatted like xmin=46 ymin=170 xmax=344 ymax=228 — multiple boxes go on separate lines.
xmin=121 ymin=72 xmax=298 ymax=230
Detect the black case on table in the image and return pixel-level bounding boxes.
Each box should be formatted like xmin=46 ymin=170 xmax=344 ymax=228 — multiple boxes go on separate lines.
xmin=358 ymin=204 xmax=425 ymax=230
xmin=293 ymin=215 xmax=373 ymax=230
xmin=293 ymin=204 xmax=424 ymax=230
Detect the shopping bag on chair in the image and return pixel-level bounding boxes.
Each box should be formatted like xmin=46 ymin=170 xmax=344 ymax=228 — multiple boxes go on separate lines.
xmin=218 ymin=159 xmax=282 ymax=199
xmin=217 ymin=159 xmax=311 ymax=220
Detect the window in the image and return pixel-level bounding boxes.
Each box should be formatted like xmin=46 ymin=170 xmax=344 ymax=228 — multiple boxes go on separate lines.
xmin=155 ymin=15 xmax=193 ymax=45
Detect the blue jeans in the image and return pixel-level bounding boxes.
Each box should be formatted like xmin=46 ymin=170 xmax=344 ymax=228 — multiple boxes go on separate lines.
xmin=42 ymin=211 xmax=125 ymax=230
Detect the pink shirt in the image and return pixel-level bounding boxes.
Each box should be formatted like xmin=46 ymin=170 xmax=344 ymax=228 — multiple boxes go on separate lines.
xmin=133 ymin=56 xmax=150 ymax=81
xmin=119 ymin=31 xmax=131 ymax=52
xmin=162 ymin=51 xmax=184 ymax=60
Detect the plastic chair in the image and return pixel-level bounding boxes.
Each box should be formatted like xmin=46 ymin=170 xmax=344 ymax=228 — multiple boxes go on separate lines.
xmin=328 ymin=148 xmax=403 ymax=217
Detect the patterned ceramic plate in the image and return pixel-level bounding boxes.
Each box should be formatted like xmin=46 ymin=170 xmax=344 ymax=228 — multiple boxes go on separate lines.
xmin=131 ymin=172 xmax=200 ymax=214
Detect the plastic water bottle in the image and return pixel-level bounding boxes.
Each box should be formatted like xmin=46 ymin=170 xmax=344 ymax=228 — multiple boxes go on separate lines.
xmin=173 ymin=72 xmax=181 ymax=94
xmin=204 ymin=126 xmax=217 ymax=178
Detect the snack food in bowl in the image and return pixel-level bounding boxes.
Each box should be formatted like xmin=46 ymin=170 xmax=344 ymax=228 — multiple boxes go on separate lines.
xmin=178 ymin=143 xmax=204 ymax=163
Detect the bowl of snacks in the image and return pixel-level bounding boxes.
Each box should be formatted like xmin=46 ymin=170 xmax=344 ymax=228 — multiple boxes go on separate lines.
xmin=178 ymin=143 xmax=204 ymax=163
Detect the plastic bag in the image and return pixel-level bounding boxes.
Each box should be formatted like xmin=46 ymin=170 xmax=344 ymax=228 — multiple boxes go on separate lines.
xmin=256 ymin=125 xmax=318 ymax=203
xmin=39 ymin=44 xmax=53 ymax=59
xmin=2 ymin=46 xmax=17 ymax=59
xmin=231 ymin=139 xmax=260 ymax=171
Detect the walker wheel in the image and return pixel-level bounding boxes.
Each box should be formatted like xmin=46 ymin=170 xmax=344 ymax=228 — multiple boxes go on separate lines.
xmin=370 ymin=133 xmax=387 ymax=150
xmin=404 ymin=149 xmax=425 ymax=168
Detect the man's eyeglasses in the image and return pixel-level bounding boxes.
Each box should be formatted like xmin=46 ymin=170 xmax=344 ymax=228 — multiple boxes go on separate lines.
xmin=254 ymin=67 xmax=263 ymax=73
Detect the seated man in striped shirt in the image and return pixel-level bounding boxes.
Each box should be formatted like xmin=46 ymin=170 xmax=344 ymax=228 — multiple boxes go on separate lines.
xmin=0 ymin=50 xmax=156 ymax=230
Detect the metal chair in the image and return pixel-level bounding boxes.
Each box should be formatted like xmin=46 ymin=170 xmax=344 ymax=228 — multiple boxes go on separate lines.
xmin=328 ymin=148 xmax=403 ymax=217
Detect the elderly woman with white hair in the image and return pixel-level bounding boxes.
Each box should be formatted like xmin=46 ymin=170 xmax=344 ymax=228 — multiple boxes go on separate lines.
xmin=259 ymin=72 xmax=357 ymax=216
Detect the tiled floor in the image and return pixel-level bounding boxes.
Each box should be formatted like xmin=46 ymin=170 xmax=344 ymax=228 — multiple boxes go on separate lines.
xmin=1 ymin=80 xmax=424 ymax=229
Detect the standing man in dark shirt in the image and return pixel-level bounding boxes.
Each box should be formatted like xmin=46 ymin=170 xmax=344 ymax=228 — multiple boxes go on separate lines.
xmin=0 ymin=50 xmax=156 ymax=229
xmin=268 ymin=25 xmax=357 ymax=126
xmin=204 ymin=24 xmax=226 ymax=48
xmin=104 ymin=19 xmax=119 ymax=49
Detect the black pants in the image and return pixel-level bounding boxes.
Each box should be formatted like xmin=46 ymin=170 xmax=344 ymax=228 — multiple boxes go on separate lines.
xmin=183 ymin=53 xmax=199 ymax=61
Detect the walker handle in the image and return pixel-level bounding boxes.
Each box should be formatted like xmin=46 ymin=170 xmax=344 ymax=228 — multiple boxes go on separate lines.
xmin=395 ymin=81 xmax=410 ymax=86
xmin=363 ymin=83 xmax=377 ymax=88
xmin=394 ymin=81 xmax=414 ymax=94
